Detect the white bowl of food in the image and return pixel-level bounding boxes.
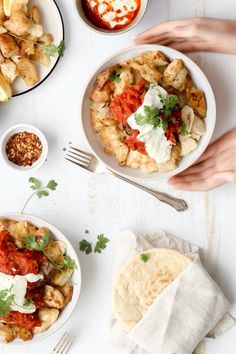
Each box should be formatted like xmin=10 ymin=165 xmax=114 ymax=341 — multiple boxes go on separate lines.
xmin=0 ymin=0 xmax=64 ymax=101
xmin=0 ymin=124 xmax=48 ymax=172
xmin=75 ymin=0 xmax=148 ymax=35
xmin=81 ymin=45 xmax=216 ymax=179
xmin=0 ymin=212 xmax=81 ymax=345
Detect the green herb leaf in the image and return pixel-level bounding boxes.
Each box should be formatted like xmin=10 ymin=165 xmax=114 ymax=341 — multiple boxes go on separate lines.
xmin=23 ymin=299 xmax=33 ymax=307
xmin=110 ymin=67 xmax=123 ymax=83
xmin=158 ymin=93 xmax=178 ymax=118
xmin=94 ymin=234 xmax=109 ymax=253
xmin=84 ymin=229 xmax=90 ymax=234
xmin=179 ymin=121 xmax=189 ymax=136
xmin=63 ymin=255 xmax=77 ymax=269
xmin=0 ymin=289 xmax=15 ymax=318
xmin=79 ymin=239 xmax=93 ymax=255
xmin=140 ymin=253 xmax=150 ymax=262
xmin=44 ymin=40 xmax=65 ymax=59
xmin=46 ymin=180 xmax=58 ymax=191
xmin=29 ymin=177 xmax=41 ymax=190
xmin=36 ymin=190 xmax=49 ymax=198
xmin=23 ymin=232 xmax=50 ymax=251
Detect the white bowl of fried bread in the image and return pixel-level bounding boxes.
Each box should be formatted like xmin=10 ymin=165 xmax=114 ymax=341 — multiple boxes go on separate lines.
xmin=0 ymin=0 xmax=64 ymax=98
xmin=81 ymin=45 xmax=216 ymax=179
xmin=0 ymin=212 xmax=81 ymax=345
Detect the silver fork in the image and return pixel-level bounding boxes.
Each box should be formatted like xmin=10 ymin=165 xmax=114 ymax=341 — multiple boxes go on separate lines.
xmin=48 ymin=331 xmax=74 ymax=354
xmin=65 ymin=147 xmax=188 ymax=212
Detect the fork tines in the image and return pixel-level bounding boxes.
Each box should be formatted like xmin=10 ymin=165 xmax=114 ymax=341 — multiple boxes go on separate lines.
xmin=65 ymin=146 xmax=91 ymax=171
xmin=51 ymin=331 xmax=74 ymax=354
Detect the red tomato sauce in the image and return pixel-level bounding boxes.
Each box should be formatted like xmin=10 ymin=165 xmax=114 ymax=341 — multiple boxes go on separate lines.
xmin=1 ymin=311 xmax=41 ymax=329
xmin=26 ymin=286 xmax=45 ymax=309
xmin=82 ymin=0 xmax=140 ymax=31
xmin=0 ymin=230 xmax=46 ymax=276
xmin=125 ymin=129 xmax=147 ymax=155
xmin=165 ymin=110 xmax=181 ymax=145
xmin=110 ymin=80 xmax=146 ymax=126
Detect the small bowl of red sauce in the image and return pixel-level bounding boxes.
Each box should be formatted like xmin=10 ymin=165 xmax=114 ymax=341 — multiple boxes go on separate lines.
xmin=76 ymin=0 xmax=148 ymax=34
xmin=0 ymin=124 xmax=48 ymax=172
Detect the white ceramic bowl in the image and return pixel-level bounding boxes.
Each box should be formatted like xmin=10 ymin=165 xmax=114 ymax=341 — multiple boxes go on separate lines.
xmin=13 ymin=0 xmax=64 ymax=97
xmin=81 ymin=44 xmax=216 ymax=180
xmin=0 ymin=212 xmax=81 ymax=346
xmin=75 ymin=0 xmax=148 ymax=35
xmin=0 ymin=123 xmax=48 ymax=172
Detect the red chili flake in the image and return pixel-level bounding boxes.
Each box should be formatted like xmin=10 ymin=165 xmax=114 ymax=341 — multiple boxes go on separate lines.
xmin=5 ymin=131 xmax=42 ymax=167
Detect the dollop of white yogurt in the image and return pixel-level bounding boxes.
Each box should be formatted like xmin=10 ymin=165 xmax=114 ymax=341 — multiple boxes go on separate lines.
xmin=0 ymin=272 xmax=43 ymax=314
xmin=127 ymin=84 xmax=172 ymax=164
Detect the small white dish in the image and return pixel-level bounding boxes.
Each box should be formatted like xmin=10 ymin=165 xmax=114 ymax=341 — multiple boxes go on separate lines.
xmin=75 ymin=0 xmax=148 ymax=35
xmin=81 ymin=44 xmax=216 ymax=180
xmin=0 ymin=123 xmax=48 ymax=172
xmin=0 ymin=212 xmax=81 ymax=345
xmin=12 ymin=0 xmax=64 ymax=97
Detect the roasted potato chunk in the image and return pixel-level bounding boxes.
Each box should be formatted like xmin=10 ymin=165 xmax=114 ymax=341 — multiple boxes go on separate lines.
xmin=58 ymin=283 xmax=73 ymax=306
xmin=31 ymin=45 xmax=50 ymax=67
xmin=187 ymin=89 xmax=207 ymax=118
xmin=99 ymin=125 xmax=129 ymax=166
xmin=16 ymin=57 xmax=39 ymax=86
xmin=4 ymin=10 xmax=30 ymax=36
xmin=114 ymin=68 xmax=134 ymax=95
xmin=12 ymin=326 xmax=33 ymax=341
xmin=156 ymin=144 xmax=181 ymax=172
xmin=50 ymin=268 xmax=74 ymax=287
xmin=163 ymin=59 xmax=188 ymax=89
xmin=0 ymin=59 xmax=18 ymax=83
xmin=43 ymin=285 xmax=64 ymax=309
xmin=44 ymin=240 xmax=64 ymax=265
xmin=129 ymin=61 xmax=162 ymax=83
xmin=91 ymin=102 xmax=116 ymax=132
xmin=94 ymin=65 xmax=119 ymax=90
xmin=33 ymin=308 xmax=59 ymax=334
xmin=134 ymin=51 xmax=169 ymax=67
xmin=0 ymin=34 xmax=18 ymax=58
xmin=0 ymin=324 xmax=16 ymax=343
xmin=30 ymin=5 xmax=41 ymax=24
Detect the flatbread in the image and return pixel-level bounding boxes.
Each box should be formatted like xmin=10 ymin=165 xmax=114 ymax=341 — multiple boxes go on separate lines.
xmin=112 ymin=248 xmax=191 ymax=332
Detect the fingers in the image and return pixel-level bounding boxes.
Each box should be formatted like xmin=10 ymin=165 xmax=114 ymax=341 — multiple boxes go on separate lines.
xmin=134 ymin=20 xmax=192 ymax=44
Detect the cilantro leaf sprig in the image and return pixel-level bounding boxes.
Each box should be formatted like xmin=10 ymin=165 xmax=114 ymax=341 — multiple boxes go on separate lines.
xmin=135 ymin=93 xmax=178 ymax=132
xmin=44 ymin=41 xmax=65 ymax=59
xmin=23 ymin=232 xmax=50 ymax=252
xmin=79 ymin=233 xmax=109 ymax=255
xmin=94 ymin=235 xmax=110 ymax=253
xmin=21 ymin=177 xmax=58 ymax=214
xmin=110 ymin=67 xmax=123 ymax=83
xmin=0 ymin=289 xmax=15 ymax=318
xmin=9 ymin=33 xmax=65 ymax=59
xmin=140 ymin=253 xmax=150 ymax=263
xmin=179 ymin=121 xmax=189 ymax=136
xmin=23 ymin=232 xmax=77 ymax=271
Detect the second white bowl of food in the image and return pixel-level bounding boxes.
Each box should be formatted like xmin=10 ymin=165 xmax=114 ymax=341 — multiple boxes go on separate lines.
xmin=0 ymin=212 xmax=81 ymax=345
xmin=81 ymin=45 xmax=216 ymax=179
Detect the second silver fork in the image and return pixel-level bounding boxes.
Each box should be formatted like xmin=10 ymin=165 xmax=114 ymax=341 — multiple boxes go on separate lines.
xmin=65 ymin=147 xmax=188 ymax=212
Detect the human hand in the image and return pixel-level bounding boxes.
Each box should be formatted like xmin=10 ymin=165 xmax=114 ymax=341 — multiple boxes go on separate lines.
xmin=169 ymin=129 xmax=236 ymax=191
xmin=134 ymin=18 xmax=236 ymax=54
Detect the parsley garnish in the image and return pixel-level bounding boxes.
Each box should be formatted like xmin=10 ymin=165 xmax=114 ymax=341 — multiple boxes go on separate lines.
xmin=179 ymin=121 xmax=189 ymax=136
xmin=140 ymin=253 xmax=150 ymax=262
xmin=63 ymin=255 xmax=77 ymax=269
xmin=23 ymin=299 xmax=33 ymax=307
xmin=135 ymin=93 xmax=178 ymax=132
xmin=79 ymin=239 xmax=93 ymax=255
xmin=110 ymin=67 xmax=123 ymax=83
xmin=158 ymin=93 xmax=178 ymax=118
xmin=23 ymin=232 xmax=50 ymax=252
xmin=0 ymin=289 xmax=15 ymax=318
xmin=44 ymin=40 xmax=65 ymax=59
xmin=21 ymin=177 xmax=58 ymax=214
xmin=94 ymin=235 xmax=109 ymax=253
xmin=79 ymin=234 xmax=110 ymax=255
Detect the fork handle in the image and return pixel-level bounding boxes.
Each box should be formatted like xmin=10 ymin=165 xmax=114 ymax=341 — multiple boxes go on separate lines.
xmin=110 ymin=172 xmax=188 ymax=212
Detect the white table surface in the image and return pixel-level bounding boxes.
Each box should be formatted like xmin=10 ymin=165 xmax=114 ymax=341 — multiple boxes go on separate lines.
xmin=0 ymin=0 xmax=236 ymax=353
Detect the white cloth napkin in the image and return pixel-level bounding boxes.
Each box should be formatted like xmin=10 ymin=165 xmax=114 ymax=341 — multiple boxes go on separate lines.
xmin=110 ymin=231 xmax=235 ymax=354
